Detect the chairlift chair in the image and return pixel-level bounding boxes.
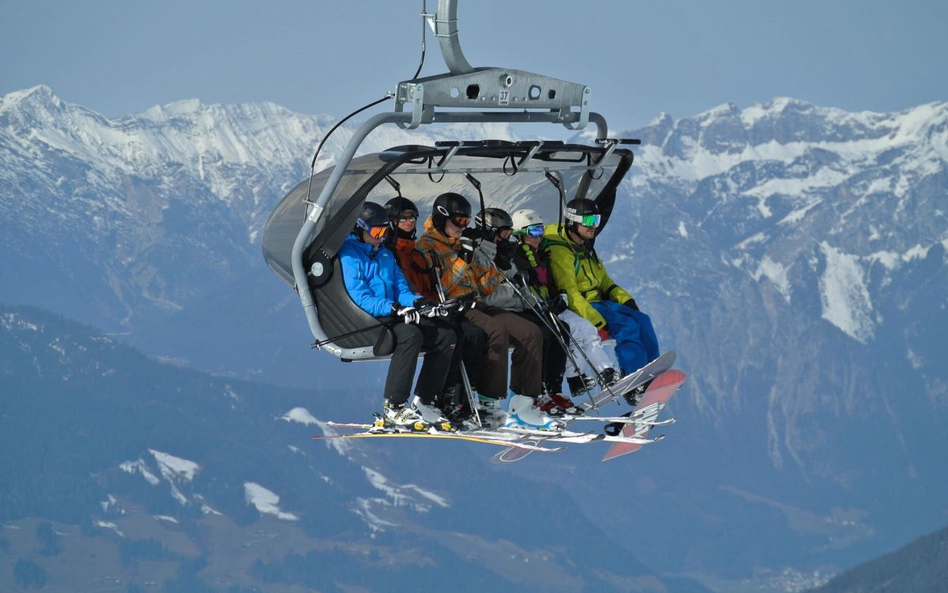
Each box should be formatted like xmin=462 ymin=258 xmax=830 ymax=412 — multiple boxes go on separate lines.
xmin=261 ymin=0 xmax=640 ymax=362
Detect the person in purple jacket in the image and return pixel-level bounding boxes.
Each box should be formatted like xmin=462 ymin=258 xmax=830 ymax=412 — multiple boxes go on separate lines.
xmin=338 ymin=202 xmax=459 ymax=428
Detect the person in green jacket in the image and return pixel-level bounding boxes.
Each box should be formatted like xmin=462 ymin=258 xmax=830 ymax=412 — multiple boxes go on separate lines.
xmin=543 ymin=198 xmax=660 ymax=386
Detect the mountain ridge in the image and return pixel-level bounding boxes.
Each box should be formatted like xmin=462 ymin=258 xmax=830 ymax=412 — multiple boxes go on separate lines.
xmin=2 ymin=85 xmax=946 ymax=586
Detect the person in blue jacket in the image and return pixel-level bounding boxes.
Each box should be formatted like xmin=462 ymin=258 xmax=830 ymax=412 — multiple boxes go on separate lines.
xmin=338 ymin=201 xmax=460 ymax=428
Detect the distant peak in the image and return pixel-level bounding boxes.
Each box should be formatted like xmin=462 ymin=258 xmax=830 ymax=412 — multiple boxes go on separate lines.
xmin=0 ymin=84 xmax=61 ymax=111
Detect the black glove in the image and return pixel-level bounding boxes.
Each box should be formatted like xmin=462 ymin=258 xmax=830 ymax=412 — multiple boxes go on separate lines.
xmin=494 ymin=251 xmax=512 ymax=271
xmin=413 ymin=298 xmax=437 ymax=309
xmin=549 ymin=294 xmax=568 ymax=315
xmin=458 ymin=236 xmax=475 ymax=264
xmin=623 ymin=298 xmax=639 ymax=311
xmin=512 ymin=270 xmax=531 ymax=288
xmin=496 ymin=239 xmax=516 ymax=256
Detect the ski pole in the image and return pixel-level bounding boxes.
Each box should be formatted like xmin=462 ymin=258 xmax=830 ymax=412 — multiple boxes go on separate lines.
xmin=492 ymin=261 xmax=608 ymax=410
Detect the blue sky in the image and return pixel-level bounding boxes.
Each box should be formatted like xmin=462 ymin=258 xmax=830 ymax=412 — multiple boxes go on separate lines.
xmin=3 ymin=0 xmax=946 ymax=129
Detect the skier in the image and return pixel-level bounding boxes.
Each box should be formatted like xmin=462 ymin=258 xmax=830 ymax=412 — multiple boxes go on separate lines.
xmin=416 ymin=192 xmax=553 ymax=429
xmin=510 ymin=208 xmax=621 ymax=403
xmin=383 ymin=196 xmax=485 ymax=423
xmin=469 ymin=207 xmax=571 ymax=419
xmin=338 ymin=201 xmax=460 ymax=427
xmin=543 ymin=198 xmax=660 ymax=403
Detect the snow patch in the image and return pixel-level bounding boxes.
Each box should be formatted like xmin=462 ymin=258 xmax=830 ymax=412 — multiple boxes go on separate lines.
xmin=244 ymin=482 xmax=299 ymax=521
xmin=95 ymin=521 xmax=124 ymax=538
xmin=119 ymin=459 xmax=160 ymax=486
xmin=362 ymin=467 xmax=449 ymax=510
xmin=677 ymin=221 xmax=689 ymax=238
xmin=281 ymin=407 xmax=320 ymax=425
xmin=0 ymin=313 xmax=39 ymax=332
xmin=353 ymin=498 xmax=397 ymax=532
xmin=149 ymin=449 xmax=200 ymax=482
xmin=753 ymin=256 xmax=792 ymax=302
xmin=100 ymin=494 xmax=118 ymax=512
xmin=819 ymin=242 xmax=875 ymax=343
xmin=154 ymin=515 xmax=179 ymax=524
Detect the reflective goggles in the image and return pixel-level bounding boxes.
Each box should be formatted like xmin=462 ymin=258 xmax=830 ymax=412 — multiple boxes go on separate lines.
xmin=517 ymin=223 xmax=544 ymax=238
xmin=566 ymin=212 xmax=601 ymax=228
xmin=358 ymin=220 xmax=390 ymax=239
xmin=397 ymin=215 xmax=417 ymax=223
xmin=450 ymin=215 xmax=471 ymax=228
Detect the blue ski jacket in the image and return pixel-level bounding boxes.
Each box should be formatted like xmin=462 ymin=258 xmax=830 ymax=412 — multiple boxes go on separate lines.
xmin=338 ymin=234 xmax=420 ymax=317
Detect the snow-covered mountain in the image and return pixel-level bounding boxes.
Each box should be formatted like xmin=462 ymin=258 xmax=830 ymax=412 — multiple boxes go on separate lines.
xmin=1 ymin=305 xmax=699 ymax=593
xmin=2 ymin=85 xmax=947 ymax=586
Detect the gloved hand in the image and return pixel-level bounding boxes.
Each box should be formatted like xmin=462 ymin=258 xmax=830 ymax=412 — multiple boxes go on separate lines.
xmin=493 ymin=251 xmax=512 ymax=271
xmin=395 ymin=306 xmax=421 ymax=324
xmin=598 ymin=327 xmax=610 ymax=342
xmin=549 ymin=294 xmax=568 ymax=315
xmin=623 ymin=298 xmax=639 ymax=311
xmin=512 ymin=270 xmax=531 ymax=288
xmin=455 ymin=292 xmax=478 ymax=311
xmin=458 ymin=236 xmax=475 ymax=264
xmin=413 ymin=298 xmax=437 ymax=309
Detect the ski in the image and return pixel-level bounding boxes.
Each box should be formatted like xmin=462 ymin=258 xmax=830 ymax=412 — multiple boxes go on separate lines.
xmin=312 ymin=430 xmax=564 ymax=452
xmin=566 ymin=413 xmax=676 ymax=425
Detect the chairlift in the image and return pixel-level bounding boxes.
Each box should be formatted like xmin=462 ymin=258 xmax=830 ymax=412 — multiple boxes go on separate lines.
xmin=261 ymin=0 xmax=640 ymax=362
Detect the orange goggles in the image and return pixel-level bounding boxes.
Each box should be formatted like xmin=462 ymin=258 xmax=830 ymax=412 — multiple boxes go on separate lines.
xmin=367 ymin=225 xmax=389 ymax=240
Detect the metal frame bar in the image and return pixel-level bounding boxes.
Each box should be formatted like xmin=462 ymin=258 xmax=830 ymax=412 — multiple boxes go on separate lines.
xmin=291 ymin=110 xmax=608 ymax=359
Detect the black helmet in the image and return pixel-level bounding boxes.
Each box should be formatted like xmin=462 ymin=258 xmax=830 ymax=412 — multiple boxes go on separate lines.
xmin=385 ymin=196 xmax=420 ymax=240
xmin=384 ymin=196 xmax=419 ymax=220
xmin=432 ymin=192 xmax=472 ymax=233
xmin=353 ymin=201 xmax=391 ymax=240
xmin=475 ymin=207 xmax=514 ymax=241
xmin=564 ymin=198 xmax=601 ymax=230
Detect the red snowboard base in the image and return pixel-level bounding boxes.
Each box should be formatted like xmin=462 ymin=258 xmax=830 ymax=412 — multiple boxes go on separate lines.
xmin=601 ymin=369 xmax=686 ymax=461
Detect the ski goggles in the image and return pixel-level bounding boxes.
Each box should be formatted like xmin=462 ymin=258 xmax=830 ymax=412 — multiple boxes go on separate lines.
xmin=450 ymin=215 xmax=471 ymax=228
xmin=396 ymin=215 xmax=417 ymax=223
xmin=516 ymin=223 xmax=544 ymax=238
xmin=566 ymin=212 xmax=601 ymax=228
xmin=357 ymin=220 xmax=390 ymax=239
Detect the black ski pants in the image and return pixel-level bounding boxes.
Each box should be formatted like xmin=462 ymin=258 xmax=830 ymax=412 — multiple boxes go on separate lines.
xmin=383 ymin=318 xmax=459 ymax=407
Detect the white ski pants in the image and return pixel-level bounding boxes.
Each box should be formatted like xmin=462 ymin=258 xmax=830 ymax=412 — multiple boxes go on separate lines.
xmin=558 ymin=309 xmax=614 ymax=377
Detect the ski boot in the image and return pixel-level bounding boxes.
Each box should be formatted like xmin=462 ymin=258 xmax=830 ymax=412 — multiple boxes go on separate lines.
xmin=477 ymin=395 xmax=508 ymax=428
xmin=567 ymin=373 xmax=597 ymax=397
xmin=598 ymin=367 xmax=621 ymax=388
xmin=506 ymin=394 xmax=559 ymax=431
xmin=623 ymin=379 xmax=653 ymax=407
xmin=382 ymin=400 xmax=427 ymax=432
xmin=538 ymin=392 xmax=584 ymax=417
xmin=412 ymin=399 xmax=456 ymax=432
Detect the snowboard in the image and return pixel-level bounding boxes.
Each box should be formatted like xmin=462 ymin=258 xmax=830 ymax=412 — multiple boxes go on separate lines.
xmin=601 ymin=369 xmax=686 ymax=461
xmin=578 ymin=350 xmax=677 ymax=412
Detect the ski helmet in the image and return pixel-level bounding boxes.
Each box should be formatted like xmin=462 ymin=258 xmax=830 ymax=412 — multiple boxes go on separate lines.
xmin=511 ymin=209 xmax=545 ymax=238
xmin=431 ymin=192 xmax=472 ymax=233
xmin=475 ymin=207 xmax=514 ymax=241
xmin=384 ymin=196 xmax=419 ymax=221
xmin=564 ymin=198 xmax=601 ymax=230
xmin=354 ymin=201 xmax=390 ymax=240
xmin=384 ymin=196 xmax=420 ymax=239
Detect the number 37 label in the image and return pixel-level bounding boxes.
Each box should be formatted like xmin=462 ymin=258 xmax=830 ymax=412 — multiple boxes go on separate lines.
xmin=498 ymin=90 xmax=510 ymax=106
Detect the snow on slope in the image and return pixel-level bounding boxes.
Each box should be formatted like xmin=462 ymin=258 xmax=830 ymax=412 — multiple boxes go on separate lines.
xmin=243 ymin=482 xmax=299 ymax=521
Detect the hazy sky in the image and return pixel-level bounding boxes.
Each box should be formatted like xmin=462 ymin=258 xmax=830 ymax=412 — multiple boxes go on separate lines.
xmin=3 ymin=0 xmax=946 ymax=129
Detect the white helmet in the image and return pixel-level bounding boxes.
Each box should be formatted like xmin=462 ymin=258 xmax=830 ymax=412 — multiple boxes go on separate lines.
xmin=511 ymin=209 xmax=544 ymax=237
